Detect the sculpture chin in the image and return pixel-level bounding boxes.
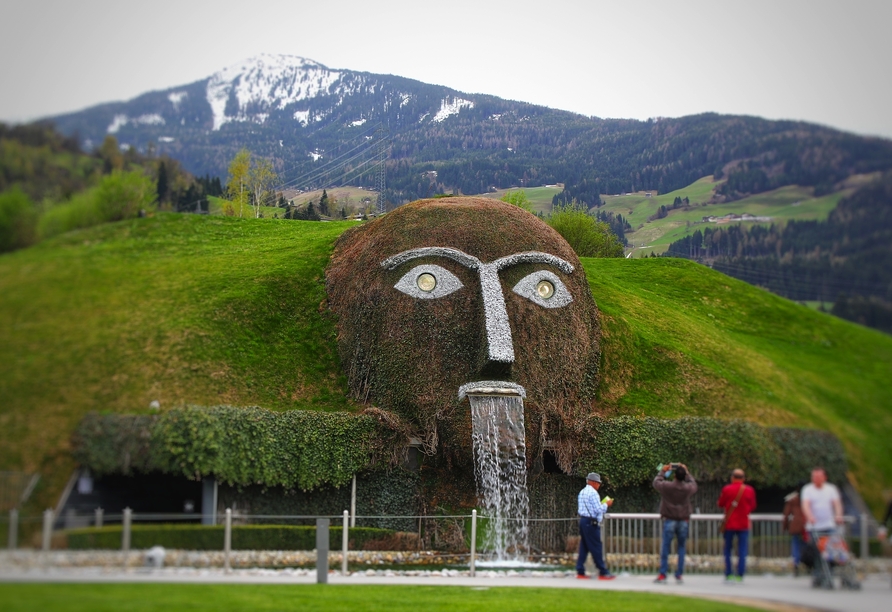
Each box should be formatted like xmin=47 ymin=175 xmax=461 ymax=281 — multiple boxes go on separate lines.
xmin=458 ymin=381 xmax=526 ymax=400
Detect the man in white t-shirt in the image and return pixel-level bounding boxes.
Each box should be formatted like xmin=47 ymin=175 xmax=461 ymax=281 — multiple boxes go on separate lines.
xmin=801 ymin=467 xmax=843 ymax=531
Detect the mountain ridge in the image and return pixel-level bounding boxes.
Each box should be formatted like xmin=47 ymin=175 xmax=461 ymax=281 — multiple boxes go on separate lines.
xmin=45 ymin=54 xmax=892 ymax=207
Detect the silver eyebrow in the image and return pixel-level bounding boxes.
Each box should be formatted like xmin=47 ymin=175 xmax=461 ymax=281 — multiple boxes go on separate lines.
xmin=381 ymin=247 xmax=573 ymax=274
xmin=381 ymin=247 xmax=481 ymax=270
xmin=492 ymin=252 xmax=574 ymax=274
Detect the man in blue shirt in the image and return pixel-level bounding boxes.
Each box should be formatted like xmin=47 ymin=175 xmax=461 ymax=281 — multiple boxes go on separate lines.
xmin=576 ymin=472 xmax=616 ymax=579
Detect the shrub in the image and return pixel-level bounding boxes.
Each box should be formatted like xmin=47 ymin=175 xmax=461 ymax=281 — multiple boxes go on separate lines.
xmin=93 ymin=170 xmax=156 ymax=221
xmin=574 ymin=416 xmax=847 ymax=489
xmin=37 ymin=189 xmax=103 ymax=239
xmin=547 ymin=205 xmax=624 ymax=258
xmin=72 ymin=406 xmax=406 ymax=491
xmin=38 ymin=171 xmax=156 ymax=240
xmin=65 ymin=524 xmax=398 ymax=551
xmin=0 ymin=188 xmax=38 ymax=252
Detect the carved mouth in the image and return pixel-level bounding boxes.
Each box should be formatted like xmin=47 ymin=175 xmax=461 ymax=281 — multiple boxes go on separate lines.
xmin=458 ymin=381 xmax=526 ymax=400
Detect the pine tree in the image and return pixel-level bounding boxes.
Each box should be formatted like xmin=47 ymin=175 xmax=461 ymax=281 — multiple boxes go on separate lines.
xmin=156 ymin=161 xmax=169 ymax=203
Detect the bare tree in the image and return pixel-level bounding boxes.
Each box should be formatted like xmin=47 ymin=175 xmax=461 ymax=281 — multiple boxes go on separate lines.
xmin=249 ymin=158 xmax=277 ymax=219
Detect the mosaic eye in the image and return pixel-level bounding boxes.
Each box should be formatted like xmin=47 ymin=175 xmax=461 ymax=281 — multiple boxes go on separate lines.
xmin=417 ymin=273 xmax=437 ymax=292
xmin=394 ymin=264 xmax=464 ymax=299
xmin=512 ymin=270 xmax=573 ymax=309
xmin=536 ymin=280 xmax=555 ymax=300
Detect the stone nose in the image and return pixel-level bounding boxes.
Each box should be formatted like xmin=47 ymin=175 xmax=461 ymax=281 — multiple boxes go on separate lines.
xmin=478 ymin=264 xmax=515 ymax=374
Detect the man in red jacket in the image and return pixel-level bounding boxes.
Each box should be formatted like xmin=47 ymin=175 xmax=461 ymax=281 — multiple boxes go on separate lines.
xmin=717 ymin=468 xmax=757 ymax=582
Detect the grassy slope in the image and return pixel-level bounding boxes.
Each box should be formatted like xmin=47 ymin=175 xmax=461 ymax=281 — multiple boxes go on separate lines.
xmin=587 ymin=257 xmax=892 ymax=510
xmin=0 ymin=215 xmax=356 ymax=511
xmin=2 ymin=215 xmax=891 ymax=512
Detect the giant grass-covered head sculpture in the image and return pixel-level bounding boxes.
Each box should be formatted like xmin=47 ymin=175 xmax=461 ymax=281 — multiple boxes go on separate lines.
xmin=326 ymin=197 xmax=600 ymax=460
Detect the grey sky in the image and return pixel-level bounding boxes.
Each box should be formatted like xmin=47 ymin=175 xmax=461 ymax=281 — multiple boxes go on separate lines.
xmin=2 ymin=0 xmax=891 ymax=138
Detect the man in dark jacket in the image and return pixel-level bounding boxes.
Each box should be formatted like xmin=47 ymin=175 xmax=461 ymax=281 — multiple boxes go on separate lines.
xmin=653 ymin=462 xmax=697 ymax=583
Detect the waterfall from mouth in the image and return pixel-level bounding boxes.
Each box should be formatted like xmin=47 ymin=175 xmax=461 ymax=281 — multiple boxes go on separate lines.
xmin=468 ymin=393 xmax=530 ymax=561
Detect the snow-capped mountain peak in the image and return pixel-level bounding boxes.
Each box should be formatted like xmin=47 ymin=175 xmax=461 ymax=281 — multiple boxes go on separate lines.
xmin=206 ymin=54 xmax=342 ymax=130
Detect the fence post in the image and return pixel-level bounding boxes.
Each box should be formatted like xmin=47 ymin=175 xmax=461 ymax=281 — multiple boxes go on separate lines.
xmin=122 ymin=507 xmax=132 ymax=568
xmin=8 ymin=509 xmax=17 ymax=550
xmin=95 ymin=508 xmax=103 ymax=528
xmin=316 ymin=518 xmax=330 ymax=584
xmin=342 ymin=510 xmax=349 ymax=575
xmin=350 ymin=476 xmax=357 ymax=528
xmin=223 ymin=508 xmax=232 ymax=572
xmin=469 ymin=509 xmax=477 ymax=577
xmin=860 ymin=513 xmax=869 ymax=560
xmin=42 ymin=509 xmax=53 ymax=551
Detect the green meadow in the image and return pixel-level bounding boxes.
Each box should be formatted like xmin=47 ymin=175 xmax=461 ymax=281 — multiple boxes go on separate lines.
xmin=598 ymin=176 xmax=862 ymax=257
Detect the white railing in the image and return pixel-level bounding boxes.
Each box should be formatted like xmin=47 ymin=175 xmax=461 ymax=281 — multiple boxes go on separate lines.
xmin=4 ymin=508 xmax=873 ymax=576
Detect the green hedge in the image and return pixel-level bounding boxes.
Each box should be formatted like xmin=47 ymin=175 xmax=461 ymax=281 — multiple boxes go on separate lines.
xmin=576 ymin=416 xmax=847 ymax=488
xmin=73 ymin=409 xmax=847 ymax=492
xmin=72 ymin=406 xmax=405 ymax=490
xmin=66 ymin=524 xmax=395 ymax=551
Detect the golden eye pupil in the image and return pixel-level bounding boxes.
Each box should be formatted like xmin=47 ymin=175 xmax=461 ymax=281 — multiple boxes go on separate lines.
xmin=536 ymin=280 xmax=555 ymax=299
xmin=417 ymin=273 xmax=437 ymax=292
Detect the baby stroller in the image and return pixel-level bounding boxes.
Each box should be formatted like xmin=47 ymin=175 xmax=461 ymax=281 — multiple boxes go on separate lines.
xmin=801 ymin=527 xmax=861 ymax=590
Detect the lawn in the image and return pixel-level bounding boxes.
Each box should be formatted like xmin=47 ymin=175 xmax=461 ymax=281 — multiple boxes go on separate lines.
xmin=0 ymin=584 xmax=763 ymax=612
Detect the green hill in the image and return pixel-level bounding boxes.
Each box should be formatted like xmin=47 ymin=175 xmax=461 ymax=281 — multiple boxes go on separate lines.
xmin=2 ymin=214 xmax=891 ymax=513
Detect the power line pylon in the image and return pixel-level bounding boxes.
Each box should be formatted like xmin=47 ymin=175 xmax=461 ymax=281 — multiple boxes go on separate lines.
xmin=374 ymin=128 xmax=389 ymax=214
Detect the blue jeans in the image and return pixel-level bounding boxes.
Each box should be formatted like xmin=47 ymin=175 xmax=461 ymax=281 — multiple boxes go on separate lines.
xmin=659 ymin=519 xmax=689 ymax=577
xmin=724 ymin=530 xmax=749 ymax=577
xmin=576 ymin=517 xmax=609 ymax=576
xmin=791 ymin=533 xmax=802 ymax=565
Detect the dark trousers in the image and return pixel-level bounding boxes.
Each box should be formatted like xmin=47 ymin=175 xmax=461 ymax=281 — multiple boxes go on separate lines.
xmin=723 ymin=529 xmax=749 ymax=577
xmin=576 ymin=517 xmax=609 ymax=576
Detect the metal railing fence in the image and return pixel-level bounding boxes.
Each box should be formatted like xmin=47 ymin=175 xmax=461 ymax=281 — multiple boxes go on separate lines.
xmin=2 ymin=508 xmax=878 ymax=576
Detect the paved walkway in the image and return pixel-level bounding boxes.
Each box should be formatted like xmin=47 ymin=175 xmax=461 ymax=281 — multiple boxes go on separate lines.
xmin=1 ymin=567 xmax=890 ymax=612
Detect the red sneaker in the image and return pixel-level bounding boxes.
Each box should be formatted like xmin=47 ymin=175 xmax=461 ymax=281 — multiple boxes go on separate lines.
xmin=576 ymin=574 xmax=591 ymax=580
xmin=598 ymin=574 xmax=616 ymax=581
xmin=654 ymin=573 xmax=667 ymax=583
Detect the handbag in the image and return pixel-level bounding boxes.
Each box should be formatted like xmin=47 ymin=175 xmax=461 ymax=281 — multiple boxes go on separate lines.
xmin=720 ymin=483 xmax=746 ymax=533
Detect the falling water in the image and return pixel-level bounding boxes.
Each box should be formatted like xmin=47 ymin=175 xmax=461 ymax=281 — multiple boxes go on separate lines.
xmin=468 ymin=394 xmax=530 ymax=562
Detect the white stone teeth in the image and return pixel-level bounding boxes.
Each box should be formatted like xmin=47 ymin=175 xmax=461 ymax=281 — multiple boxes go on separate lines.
xmin=393 ymin=264 xmax=464 ymax=299
xmin=512 ymin=270 xmax=573 ymax=309
xmin=458 ymin=381 xmax=527 ymax=400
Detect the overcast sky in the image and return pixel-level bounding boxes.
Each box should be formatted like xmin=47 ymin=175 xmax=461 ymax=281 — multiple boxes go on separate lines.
xmin=3 ymin=0 xmax=891 ymax=138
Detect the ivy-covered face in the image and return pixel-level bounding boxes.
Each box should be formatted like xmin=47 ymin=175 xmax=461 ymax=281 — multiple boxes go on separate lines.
xmin=325 ymin=197 xmax=601 ymax=454
xmin=381 ymin=246 xmax=576 ymax=399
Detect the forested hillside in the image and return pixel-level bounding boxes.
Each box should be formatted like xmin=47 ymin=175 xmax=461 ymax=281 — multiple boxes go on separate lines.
xmin=665 ymin=172 xmax=892 ymax=332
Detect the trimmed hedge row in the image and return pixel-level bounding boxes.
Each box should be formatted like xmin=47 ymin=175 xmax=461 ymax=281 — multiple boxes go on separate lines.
xmin=72 ymin=409 xmax=847 ymax=492
xmin=575 ymin=416 xmax=847 ymax=488
xmin=72 ymin=406 xmax=404 ymax=491
xmin=66 ymin=524 xmax=395 ymax=551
